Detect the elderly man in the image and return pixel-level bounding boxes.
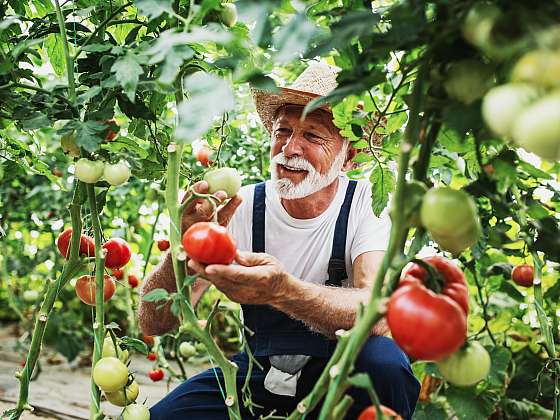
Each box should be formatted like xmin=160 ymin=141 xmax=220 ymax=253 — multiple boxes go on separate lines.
xmin=139 ymin=62 xmax=420 ymax=419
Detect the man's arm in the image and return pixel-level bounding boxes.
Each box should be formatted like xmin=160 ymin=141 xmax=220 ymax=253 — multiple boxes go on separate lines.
xmin=188 ymin=250 xmax=388 ymax=338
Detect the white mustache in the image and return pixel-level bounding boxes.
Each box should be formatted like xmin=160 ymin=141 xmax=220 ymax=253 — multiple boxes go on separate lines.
xmin=271 ymin=154 xmax=315 ymax=172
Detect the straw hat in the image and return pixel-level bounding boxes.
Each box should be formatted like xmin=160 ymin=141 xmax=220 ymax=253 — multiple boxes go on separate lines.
xmin=252 ymin=61 xmax=340 ymax=133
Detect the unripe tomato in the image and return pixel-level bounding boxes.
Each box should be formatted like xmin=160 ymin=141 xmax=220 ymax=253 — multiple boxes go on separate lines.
xmin=102 ymin=238 xmax=132 ymax=269
xmin=387 ymin=257 xmax=468 ymax=361
xmin=203 ymin=167 xmax=242 ymax=197
xmin=461 ymin=3 xmax=500 ymax=49
xmin=358 ymin=405 xmax=402 ymax=420
xmin=22 ymin=290 xmax=39 ymax=303
xmin=52 ymin=168 xmax=63 ymax=177
xmin=61 ymin=133 xmax=81 ymax=157
xmin=103 ymin=162 xmax=131 ymax=186
xmin=147 ymin=352 xmax=157 ymax=361
xmin=122 ymin=404 xmax=150 ymax=420
xmin=179 ymin=342 xmax=196 ymax=358
xmin=93 ymin=357 xmax=128 ymax=392
xmin=511 ymin=93 xmax=560 ymax=161
xmin=148 ymin=368 xmax=164 ymax=382
xmin=75 ymin=275 xmax=116 ymax=306
xmin=511 ymin=50 xmax=560 ymax=89
xmin=482 ymin=83 xmax=541 ymax=138
xmin=102 ymin=336 xmax=129 ymax=363
xmin=220 ymin=3 xmax=238 ymax=27
xmin=195 ymin=147 xmax=212 ymax=167
xmin=74 ymin=158 xmax=105 ymax=184
xmin=112 ymin=268 xmax=124 ymax=280
xmin=104 ymin=119 xmax=119 ymax=142
xmin=105 ymin=380 xmax=139 ymax=407
xmin=157 ymin=239 xmax=170 ymax=251
xmin=420 ymin=188 xmax=480 ymax=255
xmin=57 ymin=228 xmax=95 ymax=259
xmin=443 ymin=60 xmax=494 ymax=105
xmin=436 ymin=341 xmax=491 ymax=387
xmin=511 ymin=264 xmax=534 ymax=287
xmin=182 ymin=222 xmax=237 ymax=265
xmin=128 ymin=274 xmax=140 ymax=288
xmin=143 ymin=335 xmax=155 ymax=346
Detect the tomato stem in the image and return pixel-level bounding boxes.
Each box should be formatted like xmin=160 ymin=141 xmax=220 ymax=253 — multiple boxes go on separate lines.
xmin=410 ymin=258 xmax=444 ymax=294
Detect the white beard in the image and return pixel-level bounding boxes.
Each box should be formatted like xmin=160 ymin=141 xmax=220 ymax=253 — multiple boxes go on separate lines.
xmin=271 ymin=143 xmax=348 ymax=200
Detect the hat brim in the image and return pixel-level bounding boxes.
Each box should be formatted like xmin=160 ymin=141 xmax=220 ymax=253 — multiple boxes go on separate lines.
xmin=252 ymin=87 xmax=331 ymax=133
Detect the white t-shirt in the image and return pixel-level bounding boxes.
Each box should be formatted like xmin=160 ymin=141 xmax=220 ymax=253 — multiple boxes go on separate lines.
xmin=227 ymin=174 xmax=391 ymax=287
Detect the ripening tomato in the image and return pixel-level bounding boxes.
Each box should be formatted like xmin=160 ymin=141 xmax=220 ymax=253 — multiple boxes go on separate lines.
xmin=358 ymin=405 xmax=402 ymax=420
xmin=203 ymin=167 xmax=242 ymax=197
xmin=93 ymin=357 xmax=129 ymax=392
xmin=104 ymin=119 xmax=119 ymax=142
xmin=61 ymin=133 xmax=81 ymax=157
xmin=102 ymin=336 xmax=129 ymax=363
xmin=195 ymin=147 xmax=212 ymax=167
xmin=112 ymin=268 xmax=124 ymax=280
xmin=105 ymin=380 xmax=139 ymax=407
xmin=436 ymin=341 xmax=491 ymax=387
xmin=102 ymin=238 xmax=131 ymax=269
xmin=182 ymin=222 xmax=237 ymax=265
xmin=157 ymin=239 xmax=170 ymax=251
xmin=420 ymin=188 xmax=481 ymax=255
xmin=443 ymin=60 xmax=494 ymax=105
xmin=148 ymin=368 xmax=164 ymax=382
xmin=511 ymin=264 xmax=534 ymax=287
xmin=75 ymin=275 xmax=116 ymax=306
xmin=128 ymin=274 xmax=140 ymax=288
xmin=103 ymin=162 xmax=131 ymax=186
xmin=147 ymin=352 xmax=157 ymax=361
xmin=220 ymin=3 xmax=238 ymax=27
xmin=511 ymin=50 xmax=560 ymax=89
xmin=74 ymin=158 xmax=104 ymax=184
xmin=57 ymin=228 xmax=95 ymax=259
xmin=122 ymin=404 xmax=150 ymax=420
xmin=143 ymin=335 xmax=155 ymax=346
xmin=52 ymin=168 xmax=63 ymax=177
xmin=179 ymin=342 xmax=196 ymax=358
xmin=387 ymin=257 xmax=468 ymax=361
xmin=461 ymin=3 xmax=501 ymax=50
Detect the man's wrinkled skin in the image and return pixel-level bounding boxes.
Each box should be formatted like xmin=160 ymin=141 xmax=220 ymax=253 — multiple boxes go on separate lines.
xmin=138 ymin=105 xmax=388 ymax=337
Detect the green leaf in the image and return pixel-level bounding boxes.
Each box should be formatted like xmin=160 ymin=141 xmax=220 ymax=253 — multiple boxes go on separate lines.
xmin=369 ymin=163 xmax=395 ymax=217
xmin=111 ymin=52 xmax=143 ymax=102
xmin=487 ymin=345 xmax=511 ymax=388
xmin=76 ymin=86 xmax=101 ymax=105
xmin=175 ymin=72 xmax=234 ymax=144
xmin=446 ymin=386 xmax=495 ymax=419
xmin=45 ymin=34 xmax=65 ymax=76
xmin=136 ymin=0 xmax=174 ymax=19
xmin=121 ymin=337 xmax=149 ymax=354
xmin=142 ymin=288 xmax=169 ymax=302
xmin=82 ymin=43 xmax=113 ymax=53
xmin=75 ymin=120 xmax=106 ymax=152
xmin=412 ymin=402 xmax=447 ymax=420
xmin=273 ymin=14 xmax=317 ymax=63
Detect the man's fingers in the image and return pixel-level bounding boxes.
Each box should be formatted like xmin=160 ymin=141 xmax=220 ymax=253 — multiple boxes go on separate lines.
xmin=182 ymin=180 xmax=209 ymax=213
xmin=234 ymin=251 xmax=266 ymax=267
xmin=218 ymin=195 xmax=243 ymax=226
xmin=187 ymin=259 xmax=206 ymax=274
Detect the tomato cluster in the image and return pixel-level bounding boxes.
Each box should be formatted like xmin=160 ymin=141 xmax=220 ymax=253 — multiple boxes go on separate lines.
xmin=56 ymin=228 xmax=95 ymax=259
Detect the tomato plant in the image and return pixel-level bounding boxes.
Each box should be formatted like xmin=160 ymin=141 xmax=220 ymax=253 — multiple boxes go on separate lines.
xmin=75 ymin=275 xmax=116 ymax=306
xmin=436 ymin=341 xmax=491 ymax=387
xmin=511 ymin=264 xmax=535 ymax=287
xmin=102 ymin=238 xmax=132 ymax=269
xmin=56 ymin=228 xmax=95 ymax=259
xmin=148 ymin=368 xmax=165 ymax=382
xmin=182 ymin=222 xmax=237 ymax=265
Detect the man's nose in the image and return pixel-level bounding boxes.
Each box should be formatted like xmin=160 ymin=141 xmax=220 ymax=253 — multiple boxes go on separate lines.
xmin=282 ymin=132 xmax=304 ymax=157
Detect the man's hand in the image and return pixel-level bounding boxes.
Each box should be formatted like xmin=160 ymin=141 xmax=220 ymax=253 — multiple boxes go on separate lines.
xmin=181 ymin=180 xmax=242 ymax=233
xmin=187 ymin=251 xmax=287 ymax=305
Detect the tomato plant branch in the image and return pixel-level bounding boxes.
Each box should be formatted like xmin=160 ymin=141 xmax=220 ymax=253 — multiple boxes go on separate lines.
xmin=53 ymin=0 xmax=76 ymax=102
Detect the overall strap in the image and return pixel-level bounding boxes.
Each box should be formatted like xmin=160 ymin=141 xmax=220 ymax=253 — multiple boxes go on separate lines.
xmin=325 ymin=180 xmax=358 ymax=287
xmin=252 ymin=182 xmax=266 ymax=253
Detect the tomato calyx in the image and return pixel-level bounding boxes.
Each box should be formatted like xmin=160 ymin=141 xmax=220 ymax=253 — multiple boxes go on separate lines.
xmin=409 ymin=258 xmax=445 ymax=294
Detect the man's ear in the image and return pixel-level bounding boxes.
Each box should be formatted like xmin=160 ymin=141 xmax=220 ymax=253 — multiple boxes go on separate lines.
xmin=342 ymin=143 xmax=358 ymax=171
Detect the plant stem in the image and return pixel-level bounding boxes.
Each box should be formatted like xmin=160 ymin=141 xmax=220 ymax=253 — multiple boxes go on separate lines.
xmin=54 ymin=0 xmax=76 ymax=102
xmin=86 ymin=184 xmax=106 ymax=420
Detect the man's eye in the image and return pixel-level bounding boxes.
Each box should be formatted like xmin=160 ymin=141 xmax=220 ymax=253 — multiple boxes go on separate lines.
xmin=276 ymin=128 xmax=291 ymax=135
xmin=305 ymin=132 xmax=323 ymax=141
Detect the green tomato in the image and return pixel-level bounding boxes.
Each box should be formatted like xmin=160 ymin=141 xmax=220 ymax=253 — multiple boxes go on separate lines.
xmin=179 ymin=342 xmax=196 ymax=358
xmin=105 ymin=380 xmax=139 ymax=407
xmin=203 ymin=167 xmax=242 ymax=197
xmin=220 ymin=3 xmax=238 ymax=27
xmin=420 ymin=187 xmax=481 ymax=255
xmin=443 ymin=60 xmax=494 ymax=105
xmin=511 ymin=92 xmax=560 ymax=161
xmin=482 ymin=83 xmax=541 ymax=138
xmin=102 ymin=336 xmax=129 ymax=363
xmin=61 ymin=133 xmax=81 ymax=158
xmin=122 ymin=404 xmax=150 ymax=420
xmin=461 ymin=3 xmax=501 ymax=49
xmin=22 ymin=290 xmax=39 ymax=303
xmin=93 ymin=357 xmax=129 ymax=392
xmin=104 ymin=162 xmax=131 ymax=186
xmin=436 ymin=341 xmax=491 ymax=387
xmin=75 ymin=158 xmax=105 ymax=184
xmin=511 ymin=50 xmax=560 ymax=89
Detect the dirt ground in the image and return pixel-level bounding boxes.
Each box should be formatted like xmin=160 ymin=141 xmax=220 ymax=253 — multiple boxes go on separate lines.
xmin=0 ymin=324 xmax=207 ymax=419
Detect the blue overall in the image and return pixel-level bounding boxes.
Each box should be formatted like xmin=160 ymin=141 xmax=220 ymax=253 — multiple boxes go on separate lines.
xmin=151 ymin=181 xmax=420 ymax=419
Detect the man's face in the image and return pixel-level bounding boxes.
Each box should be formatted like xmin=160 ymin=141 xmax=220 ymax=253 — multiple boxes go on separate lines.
xmin=270 ymin=105 xmax=348 ymax=199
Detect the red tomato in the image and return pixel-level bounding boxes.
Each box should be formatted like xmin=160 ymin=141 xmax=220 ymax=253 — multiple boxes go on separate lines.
xmin=128 ymin=274 xmax=140 ymax=288
xmin=512 ymin=264 xmax=534 ymax=287
xmin=57 ymin=228 xmax=95 ymax=259
xmin=181 ymin=222 xmax=236 ymax=265
xmin=195 ymin=147 xmax=212 ymax=167
xmin=148 ymin=368 xmax=164 ymax=382
xmin=20 ymin=359 xmax=26 ymax=368
xmin=75 ymin=275 xmax=116 ymax=306
xmin=112 ymin=268 xmax=124 ymax=280
xmin=358 ymin=405 xmax=403 ymax=420
xmin=105 ymin=119 xmax=119 ymax=142
xmin=387 ymin=256 xmax=468 ymax=361
xmin=147 ymin=352 xmax=157 ymax=361
xmin=143 ymin=335 xmax=155 ymax=346
xmin=157 ymin=239 xmax=170 ymax=251
xmin=102 ymin=238 xmax=131 ymax=269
